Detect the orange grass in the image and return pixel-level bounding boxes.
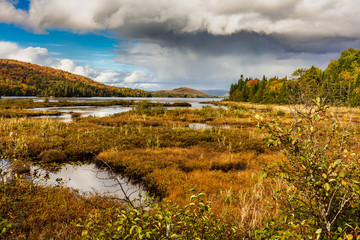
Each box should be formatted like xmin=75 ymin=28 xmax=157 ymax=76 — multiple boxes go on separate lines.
xmin=8 ymin=101 xmax=360 ymax=237
xmin=98 ymin=147 xmax=279 ymax=236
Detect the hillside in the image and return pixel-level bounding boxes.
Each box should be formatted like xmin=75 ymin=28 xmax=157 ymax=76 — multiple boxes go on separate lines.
xmin=201 ymin=89 xmax=229 ymax=96
xmin=0 ymin=59 xmax=150 ymax=97
xmin=152 ymin=87 xmax=218 ymax=98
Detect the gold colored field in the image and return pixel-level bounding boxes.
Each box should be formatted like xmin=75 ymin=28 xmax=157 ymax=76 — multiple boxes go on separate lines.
xmin=2 ymin=100 xmax=360 ymax=238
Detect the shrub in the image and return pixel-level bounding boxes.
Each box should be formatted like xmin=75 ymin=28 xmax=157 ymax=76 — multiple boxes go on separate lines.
xmin=256 ymin=98 xmax=360 ymax=239
xmin=78 ymin=189 xmax=240 ymax=239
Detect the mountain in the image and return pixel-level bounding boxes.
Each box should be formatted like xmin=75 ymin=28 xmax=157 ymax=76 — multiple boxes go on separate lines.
xmin=151 ymin=87 xmax=219 ymax=98
xmin=0 ymin=59 xmax=151 ymax=97
xmin=201 ymin=89 xmax=228 ymax=96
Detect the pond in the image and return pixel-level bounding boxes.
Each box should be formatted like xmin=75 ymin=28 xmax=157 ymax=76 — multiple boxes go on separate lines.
xmin=31 ymin=163 xmax=146 ymax=202
xmin=1 ymin=159 xmax=146 ymax=202
xmin=32 ymin=105 xmax=132 ymax=122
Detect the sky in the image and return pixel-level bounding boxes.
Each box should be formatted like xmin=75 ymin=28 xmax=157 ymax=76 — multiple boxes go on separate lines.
xmin=0 ymin=0 xmax=360 ymax=91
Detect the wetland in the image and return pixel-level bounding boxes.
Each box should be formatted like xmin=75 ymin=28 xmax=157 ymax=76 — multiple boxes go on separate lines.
xmin=2 ymin=97 xmax=360 ymax=239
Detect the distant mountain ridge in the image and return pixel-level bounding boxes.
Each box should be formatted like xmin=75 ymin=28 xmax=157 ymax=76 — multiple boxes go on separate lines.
xmin=0 ymin=59 xmax=150 ymax=97
xmin=151 ymin=87 xmax=219 ymax=98
xmin=201 ymin=89 xmax=228 ymax=96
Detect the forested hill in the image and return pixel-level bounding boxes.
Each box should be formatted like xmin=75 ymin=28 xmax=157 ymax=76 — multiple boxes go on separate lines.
xmin=152 ymin=87 xmax=218 ymax=98
xmin=229 ymin=48 xmax=360 ymax=106
xmin=0 ymin=59 xmax=151 ymax=97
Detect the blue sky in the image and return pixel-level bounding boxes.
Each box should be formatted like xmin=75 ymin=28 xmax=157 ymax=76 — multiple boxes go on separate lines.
xmin=0 ymin=21 xmax=143 ymax=72
xmin=0 ymin=0 xmax=360 ymax=91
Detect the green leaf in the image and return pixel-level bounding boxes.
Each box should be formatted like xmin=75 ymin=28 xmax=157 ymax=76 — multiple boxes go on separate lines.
xmin=324 ymin=183 xmax=330 ymax=191
xmin=341 ymin=180 xmax=347 ymax=186
xmin=81 ymin=230 xmax=88 ymax=236
xmin=129 ymin=225 xmax=136 ymax=235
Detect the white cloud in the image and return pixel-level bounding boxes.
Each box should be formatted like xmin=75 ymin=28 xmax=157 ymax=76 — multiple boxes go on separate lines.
xmin=0 ymin=41 xmax=156 ymax=89
xmin=0 ymin=1 xmax=357 ymax=90
xmin=113 ymin=40 xmax=338 ymax=90
xmin=0 ymin=0 xmax=27 ymax=25
xmin=1 ymin=0 xmax=360 ymax=38
xmin=123 ymin=71 xmax=152 ymax=83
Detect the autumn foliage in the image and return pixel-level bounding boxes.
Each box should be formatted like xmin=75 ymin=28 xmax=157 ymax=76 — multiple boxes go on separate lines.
xmin=0 ymin=59 xmax=150 ymax=97
xmin=229 ymin=48 xmax=360 ymax=106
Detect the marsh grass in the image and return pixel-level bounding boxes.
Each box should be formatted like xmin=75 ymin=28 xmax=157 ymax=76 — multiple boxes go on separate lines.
xmin=4 ymin=100 xmax=359 ymax=238
xmin=1 ymin=175 xmax=120 ymax=240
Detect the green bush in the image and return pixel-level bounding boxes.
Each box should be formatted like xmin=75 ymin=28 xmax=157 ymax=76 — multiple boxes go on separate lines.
xmin=78 ymin=189 xmax=240 ymax=239
xmin=256 ymin=98 xmax=360 ymax=239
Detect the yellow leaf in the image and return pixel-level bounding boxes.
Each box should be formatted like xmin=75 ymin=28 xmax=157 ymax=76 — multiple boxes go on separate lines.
xmin=347 ymin=234 xmax=354 ymax=240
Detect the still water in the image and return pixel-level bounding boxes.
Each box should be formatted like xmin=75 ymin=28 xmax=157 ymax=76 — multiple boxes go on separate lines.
xmin=2 ymin=97 xmax=224 ymax=199
xmin=31 ymin=163 xmax=146 ymax=201
xmin=0 ymin=159 xmax=146 ymax=201
xmin=188 ymin=123 xmax=231 ymax=129
xmin=32 ymin=106 xmax=132 ymax=122
xmin=28 ymin=97 xmax=222 ymax=122
xmin=28 ymin=97 xmax=222 ymax=107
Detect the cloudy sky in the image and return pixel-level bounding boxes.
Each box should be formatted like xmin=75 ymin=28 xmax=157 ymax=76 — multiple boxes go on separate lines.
xmin=0 ymin=0 xmax=359 ymax=91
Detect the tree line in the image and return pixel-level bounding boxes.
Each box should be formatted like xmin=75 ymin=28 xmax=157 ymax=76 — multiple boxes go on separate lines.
xmin=229 ymin=48 xmax=360 ymax=106
xmin=0 ymin=59 xmax=151 ymax=97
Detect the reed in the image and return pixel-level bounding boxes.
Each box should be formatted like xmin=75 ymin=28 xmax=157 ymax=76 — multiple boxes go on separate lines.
xmin=3 ymin=101 xmax=360 ymax=238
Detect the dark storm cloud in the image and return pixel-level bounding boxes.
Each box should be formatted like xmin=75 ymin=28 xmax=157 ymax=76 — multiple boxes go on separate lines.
xmin=1 ymin=0 xmax=360 ymax=90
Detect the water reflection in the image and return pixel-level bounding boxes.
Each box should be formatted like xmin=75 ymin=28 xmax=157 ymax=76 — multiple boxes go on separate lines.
xmin=28 ymin=97 xmax=222 ymax=122
xmin=13 ymin=96 xmax=223 ymax=107
xmin=41 ymin=97 xmax=222 ymax=108
xmin=34 ymin=114 xmax=73 ymax=122
xmin=32 ymin=106 xmax=132 ymax=122
xmin=0 ymin=159 xmax=11 ymax=183
xmin=188 ymin=123 xmax=231 ymax=129
xmin=31 ymin=163 xmax=146 ymax=201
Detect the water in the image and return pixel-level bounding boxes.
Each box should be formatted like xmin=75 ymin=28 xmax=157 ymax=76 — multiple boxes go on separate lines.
xmin=42 ymin=97 xmax=222 ymax=107
xmin=2 ymin=96 xmax=222 ymax=107
xmin=188 ymin=123 xmax=231 ymax=129
xmin=27 ymin=97 xmax=222 ymax=122
xmin=0 ymin=159 xmax=11 ymax=183
xmin=1 ymin=159 xmax=146 ymax=202
xmin=32 ymin=105 xmax=132 ymax=122
xmin=34 ymin=114 xmax=73 ymax=122
xmin=31 ymin=163 xmax=146 ymax=201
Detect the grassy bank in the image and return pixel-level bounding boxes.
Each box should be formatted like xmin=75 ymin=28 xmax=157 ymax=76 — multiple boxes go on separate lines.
xmin=0 ymin=98 xmax=191 ymax=109
xmin=2 ymin=100 xmax=358 ymax=238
